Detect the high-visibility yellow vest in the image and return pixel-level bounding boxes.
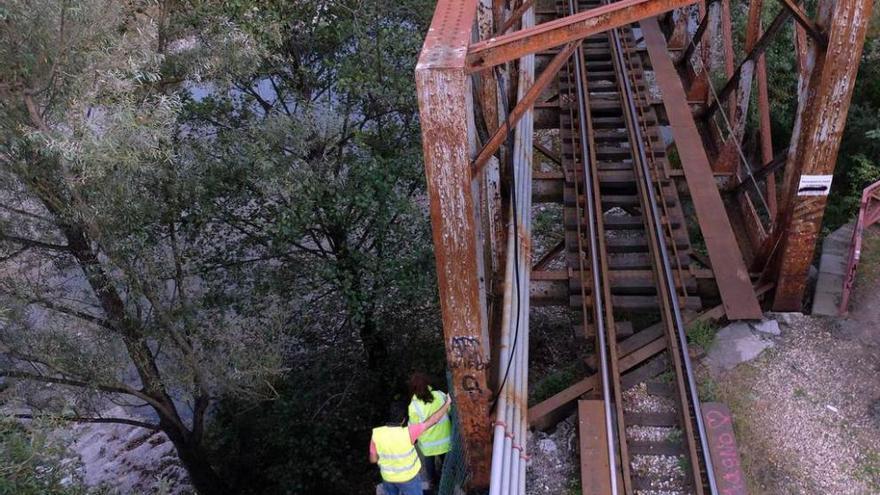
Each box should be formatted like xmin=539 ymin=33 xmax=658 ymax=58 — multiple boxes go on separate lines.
xmin=372 ymin=426 xmax=422 ymax=483
xmin=408 ymin=389 xmax=452 ymax=456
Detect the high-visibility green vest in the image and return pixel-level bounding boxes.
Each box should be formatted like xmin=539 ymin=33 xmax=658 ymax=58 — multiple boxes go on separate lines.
xmin=408 ymin=389 xmax=452 ymax=456
xmin=372 ymin=426 xmax=422 ymax=483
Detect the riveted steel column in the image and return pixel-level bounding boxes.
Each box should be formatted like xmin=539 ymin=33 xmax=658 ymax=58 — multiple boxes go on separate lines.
xmin=416 ymin=0 xmax=492 ymax=486
xmin=771 ymin=0 xmax=874 ymax=311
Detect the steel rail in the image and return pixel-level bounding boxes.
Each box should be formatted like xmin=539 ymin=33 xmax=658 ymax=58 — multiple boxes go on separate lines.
xmin=573 ymin=9 xmax=635 ymax=492
xmin=607 ymin=15 xmax=719 ymax=495
xmin=612 ymin=20 xmax=705 ymax=493
xmin=618 ymin=27 xmax=690 ymax=309
xmin=566 ymin=1 xmax=619 ymax=493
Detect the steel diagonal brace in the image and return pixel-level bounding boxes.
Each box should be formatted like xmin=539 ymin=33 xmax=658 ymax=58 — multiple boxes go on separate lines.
xmin=471 ymin=41 xmax=579 ymax=176
xmin=466 ymin=0 xmax=701 ymax=71
xmin=700 ymin=9 xmax=790 ymax=120
xmin=676 ymin=0 xmax=717 ymax=66
xmin=775 ymin=0 xmax=828 ymax=46
xmin=498 ymin=0 xmax=537 ymax=34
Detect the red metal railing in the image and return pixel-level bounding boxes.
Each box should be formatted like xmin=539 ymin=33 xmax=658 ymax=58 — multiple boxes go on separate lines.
xmin=839 ymin=179 xmax=880 ymax=314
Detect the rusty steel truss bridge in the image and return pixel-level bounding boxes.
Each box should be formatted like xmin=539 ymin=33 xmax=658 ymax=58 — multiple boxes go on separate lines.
xmin=414 ymin=0 xmax=873 ymax=492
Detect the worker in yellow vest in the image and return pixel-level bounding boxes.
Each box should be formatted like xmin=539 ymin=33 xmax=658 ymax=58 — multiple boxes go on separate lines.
xmin=407 ymin=373 xmax=453 ymax=486
xmin=370 ymin=397 xmax=450 ymax=495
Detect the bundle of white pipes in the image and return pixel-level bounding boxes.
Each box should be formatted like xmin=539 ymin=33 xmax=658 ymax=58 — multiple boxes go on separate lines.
xmin=488 ymin=5 xmax=535 ymax=494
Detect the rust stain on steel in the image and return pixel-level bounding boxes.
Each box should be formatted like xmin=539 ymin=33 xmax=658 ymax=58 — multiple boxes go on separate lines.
xmin=702 ymin=9 xmax=790 ymax=121
xmin=757 ymin=51 xmax=776 ymax=216
xmin=721 ymin=0 xmax=736 ymax=119
xmin=729 ymin=0 xmax=764 ymax=143
xmin=415 ymin=0 xmax=492 ymax=487
xmin=667 ymin=8 xmax=689 ymax=50
xmin=499 ymin=0 xmax=537 ymax=34
xmin=476 ymin=0 xmax=501 ymax=135
xmin=772 ymin=0 xmax=874 ymax=311
xmin=465 ymin=0 xmax=701 ymax=71
xmin=775 ymin=0 xmax=828 ymax=46
xmin=643 ymin=17 xmax=763 ymax=320
xmin=738 ymin=189 xmax=768 ymax=249
xmin=471 ymin=41 xmax=578 ymax=175
xmin=578 ymin=401 xmax=614 ymax=495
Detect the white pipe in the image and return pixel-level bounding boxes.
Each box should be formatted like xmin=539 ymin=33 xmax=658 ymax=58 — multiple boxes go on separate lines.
xmin=490 ymin=2 xmax=535 ymax=492
xmin=513 ymin=5 xmax=535 ymax=493
xmin=489 ymin=226 xmax=516 ymax=495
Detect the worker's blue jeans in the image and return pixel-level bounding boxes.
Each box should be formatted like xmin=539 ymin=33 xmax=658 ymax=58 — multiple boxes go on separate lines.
xmin=381 ymin=477 xmax=423 ymax=495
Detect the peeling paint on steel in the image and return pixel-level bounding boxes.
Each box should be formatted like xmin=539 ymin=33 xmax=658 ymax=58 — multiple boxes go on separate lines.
xmin=771 ymin=0 xmax=874 ymax=310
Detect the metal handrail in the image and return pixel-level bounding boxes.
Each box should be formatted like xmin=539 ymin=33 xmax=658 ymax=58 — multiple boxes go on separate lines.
xmin=839 ymin=179 xmax=880 ymax=314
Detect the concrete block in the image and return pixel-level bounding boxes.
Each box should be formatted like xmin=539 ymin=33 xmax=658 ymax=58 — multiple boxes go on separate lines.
xmin=819 ymin=254 xmax=847 ymax=275
xmin=750 ymin=318 xmax=781 ymax=336
xmin=705 ymin=322 xmax=774 ymax=373
xmin=766 ymin=312 xmax=803 ymax=326
xmin=815 ymin=273 xmax=844 ymax=294
xmin=812 ymin=294 xmax=840 ymax=316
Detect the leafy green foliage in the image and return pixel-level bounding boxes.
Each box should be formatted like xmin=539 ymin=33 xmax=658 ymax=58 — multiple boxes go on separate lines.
xmin=1 ymin=0 xmax=442 ymax=492
xmin=687 ymin=320 xmax=718 ymax=350
xmin=0 ymin=418 xmax=90 ymax=495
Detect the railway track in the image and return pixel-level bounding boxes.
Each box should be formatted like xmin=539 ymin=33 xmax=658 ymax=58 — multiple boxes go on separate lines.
xmin=553 ymin=1 xmax=717 ymax=492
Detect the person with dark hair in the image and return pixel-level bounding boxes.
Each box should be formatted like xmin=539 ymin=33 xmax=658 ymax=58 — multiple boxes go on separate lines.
xmin=370 ymin=398 xmax=451 ymax=495
xmin=407 ymin=373 xmax=452 ymax=486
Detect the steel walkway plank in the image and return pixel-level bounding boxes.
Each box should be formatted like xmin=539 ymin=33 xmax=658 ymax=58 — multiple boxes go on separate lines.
xmin=578 ymin=400 xmax=614 ymax=495
xmin=642 ymin=18 xmax=762 ymax=320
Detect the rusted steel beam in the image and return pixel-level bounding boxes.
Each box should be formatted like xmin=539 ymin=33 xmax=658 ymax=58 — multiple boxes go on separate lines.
xmin=702 ymin=9 xmax=790 ymax=121
xmin=677 ymin=4 xmax=713 ymax=67
xmin=775 ymin=0 xmax=828 ymax=46
xmin=752 ymin=0 xmax=812 ymax=270
xmin=738 ymin=190 xmax=768 ymax=248
xmin=471 ymin=41 xmax=578 ymax=176
xmin=475 ymin=0 xmax=507 ymax=311
xmin=532 ymin=240 xmax=565 ymax=271
xmin=493 ymin=0 xmax=505 ymax=30
xmin=643 ymin=17 xmax=763 ymax=320
xmin=415 ymin=0 xmax=492 ymax=486
xmin=721 ymin=0 xmax=735 ymax=119
xmin=499 ymin=0 xmax=536 ymax=33
xmin=770 ymin=0 xmax=874 ymax=311
xmin=578 ymin=400 xmax=613 ymax=495
xmin=728 ymin=152 xmax=787 ymax=194
xmin=794 ymin=1 xmax=810 ymax=81
xmin=534 ymin=141 xmax=562 ymax=166
xmin=465 ymin=0 xmax=700 ymax=71
xmin=717 ymin=0 xmax=765 ymax=180
xmin=756 ymin=44 xmax=776 ymax=216
xmin=477 ymin=0 xmax=502 ymax=136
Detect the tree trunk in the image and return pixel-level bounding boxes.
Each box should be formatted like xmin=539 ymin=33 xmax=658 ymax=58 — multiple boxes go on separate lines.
xmin=163 ymin=423 xmax=230 ymax=495
xmin=27 ymin=178 xmax=228 ymax=494
xmin=359 ymin=308 xmax=387 ymax=372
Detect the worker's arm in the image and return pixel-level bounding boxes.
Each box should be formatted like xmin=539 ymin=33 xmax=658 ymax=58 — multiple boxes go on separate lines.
xmin=369 ymin=440 xmax=378 ymax=464
xmin=407 ymin=402 xmax=420 ymax=426
xmin=422 ymin=398 xmax=451 ymax=429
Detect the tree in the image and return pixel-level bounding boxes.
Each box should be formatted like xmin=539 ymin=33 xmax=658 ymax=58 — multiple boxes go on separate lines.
xmin=0 ymin=416 xmax=92 ymax=495
xmin=187 ymin=1 xmax=445 ymax=491
xmin=185 ymin=0 xmax=439 ymax=382
xmin=0 ymin=2 xmax=285 ymax=493
xmin=1 ymin=0 xmax=443 ymax=493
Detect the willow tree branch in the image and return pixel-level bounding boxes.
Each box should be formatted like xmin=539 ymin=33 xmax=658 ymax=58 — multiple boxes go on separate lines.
xmin=0 ymin=232 xmax=69 ymax=252
xmin=12 ymin=413 xmax=159 ymax=430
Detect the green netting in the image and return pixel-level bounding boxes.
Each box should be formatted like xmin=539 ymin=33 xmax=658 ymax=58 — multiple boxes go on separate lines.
xmin=438 ymin=373 xmax=469 ymax=495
